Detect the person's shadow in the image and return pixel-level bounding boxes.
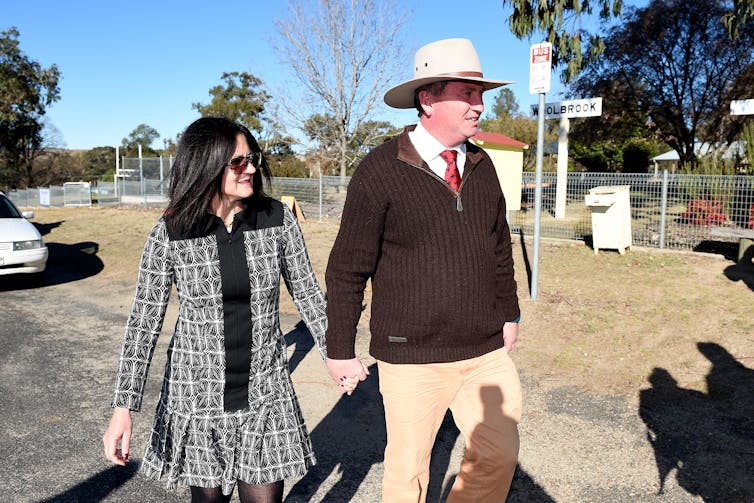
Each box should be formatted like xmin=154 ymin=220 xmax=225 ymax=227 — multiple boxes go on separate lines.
xmin=284 ymin=340 xmax=554 ymax=502
xmin=639 ymin=343 xmax=754 ymax=501
xmin=435 ymin=386 xmax=555 ymax=503
xmin=723 ymin=244 xmax=754 ymax=291
xmin=285 ymin=363 xmax=385 ymax=502
xmin=37 ymin=464 xmax=139 ymax=502
xmin=284 ymin=320 xmax=315 ymax=374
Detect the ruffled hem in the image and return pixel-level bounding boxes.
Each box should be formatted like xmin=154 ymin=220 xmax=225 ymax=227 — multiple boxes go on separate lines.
xmin=139 ymin=399 xmax=317 ymax=495
xmin=139 ymin=451 xmax=315 ymax=495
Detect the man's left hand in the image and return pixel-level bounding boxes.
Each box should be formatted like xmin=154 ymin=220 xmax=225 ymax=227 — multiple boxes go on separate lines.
xmin=503 ymin=321 xmax=519 ymax=352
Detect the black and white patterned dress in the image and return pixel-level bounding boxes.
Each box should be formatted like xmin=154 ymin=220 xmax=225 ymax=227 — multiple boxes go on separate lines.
xmin=111 ymin=199 xmax=327 ymax=495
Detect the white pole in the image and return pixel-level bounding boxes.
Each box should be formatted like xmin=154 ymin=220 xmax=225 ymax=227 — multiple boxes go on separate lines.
xmin=531 ymin=92 xmax=546 ymax=300
xmin=555 ymin=116 xmax=569 ymax=219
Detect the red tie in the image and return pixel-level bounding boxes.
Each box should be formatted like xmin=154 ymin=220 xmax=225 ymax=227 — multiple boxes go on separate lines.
xmin=439 ymin=149 xmax=461 ymax=192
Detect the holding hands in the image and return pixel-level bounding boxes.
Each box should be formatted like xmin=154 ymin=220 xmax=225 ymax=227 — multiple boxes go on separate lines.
xmin=326 ymin=357 xmax=369 ymax=395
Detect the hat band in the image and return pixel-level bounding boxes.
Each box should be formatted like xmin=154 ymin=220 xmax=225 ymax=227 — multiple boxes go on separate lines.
xmin=436 ymin=71 xmax=485 ymax=78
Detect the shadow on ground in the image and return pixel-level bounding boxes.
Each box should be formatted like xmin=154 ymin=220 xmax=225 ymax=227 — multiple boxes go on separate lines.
xmin=0 ymin=240 xmax=103 ymax=291
xmin=723 ymin=245 xmax=754 ymax=291
xmin=285 ymin=324 xmax=553 ymax=502
xmin=37 ymin=463 xmax=138 ymax=502
xmin=639 ymin=342 xmax=754 ymax=502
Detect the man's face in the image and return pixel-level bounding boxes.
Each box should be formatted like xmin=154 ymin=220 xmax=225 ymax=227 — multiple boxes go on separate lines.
xmin=421 ymin=81 xmax=485 ymax=147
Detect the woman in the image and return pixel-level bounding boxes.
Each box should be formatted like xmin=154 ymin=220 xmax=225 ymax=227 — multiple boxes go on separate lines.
xmin=103 ymin=117 xmax=341 ymax=503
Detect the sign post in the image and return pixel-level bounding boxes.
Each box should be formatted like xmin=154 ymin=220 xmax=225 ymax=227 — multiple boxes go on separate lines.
xmin=529 ymin=42 xmax=552 ymax=300
xmin=731 ymin=99 xmax=754 ymax=116
xmin=530 ymin=98 xmax=603 ymax=219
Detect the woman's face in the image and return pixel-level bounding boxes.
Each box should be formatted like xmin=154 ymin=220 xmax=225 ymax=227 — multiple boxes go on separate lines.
xmin=220 ymin=133 xmax=256 ymax=202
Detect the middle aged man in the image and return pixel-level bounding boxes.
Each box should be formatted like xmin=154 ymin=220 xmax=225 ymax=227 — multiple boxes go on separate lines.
xmin=324 ymin=38 xmax=522 ymax=503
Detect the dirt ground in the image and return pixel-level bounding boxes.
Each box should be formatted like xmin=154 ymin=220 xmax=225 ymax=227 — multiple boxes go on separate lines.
xmin=33 ymin=206 xmax=751 ymax=402
xmin=10 ymin=206 xmax=754 ymax=501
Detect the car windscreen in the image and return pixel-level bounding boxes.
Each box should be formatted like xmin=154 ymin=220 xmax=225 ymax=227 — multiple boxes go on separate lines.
xmin=0 ymin=196 xmax=23 ymax=218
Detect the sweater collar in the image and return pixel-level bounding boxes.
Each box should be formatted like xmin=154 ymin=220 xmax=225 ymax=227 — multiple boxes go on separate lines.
xmin=396 ymin=124 xmax=485 ymax=172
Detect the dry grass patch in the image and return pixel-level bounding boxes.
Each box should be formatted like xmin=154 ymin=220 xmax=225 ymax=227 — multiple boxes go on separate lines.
xmin=28 ymin=206 xmax=753 ymax=405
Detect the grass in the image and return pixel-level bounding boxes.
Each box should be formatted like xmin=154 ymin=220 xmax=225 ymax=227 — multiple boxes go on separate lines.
xmin=26 ymin=206 xmax=754 ymax=405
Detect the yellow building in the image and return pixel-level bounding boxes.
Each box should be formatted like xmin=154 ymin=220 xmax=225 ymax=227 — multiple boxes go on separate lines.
xmin=470 ymin=131 xmax=528 ymax=211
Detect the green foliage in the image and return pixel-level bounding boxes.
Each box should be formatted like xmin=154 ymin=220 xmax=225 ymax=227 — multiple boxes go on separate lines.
xmin=81 ymin=146 xmax=116 ymax=179
xmin=502 ymin=0 xmax=623 ymax=82
xmin=570 ymin=141 xmax=621 ymax=172
xmin=723 ymin=0 xmax=754 ymax=39
xmin=621 ymin=139 xmax=656 ymax=173
xmin=120 ymin=124 xmax=160 ymax=157
xmin=304 ymin=114 xmax=396 ymax=175
xmin=192 ymin=72 xmax=269 ymax=134
xmin=0 ymin=27 xmax=61 ymax=188
xmin=741 ymin=122 xmax=754 ymax=175
xmin=571 ymin=0 xmax=754 ymax=172
xmin=491 ymin=88 xmax=519 ymax=119
xmin=268 ymin=154 xmax=309 ymax=178
xmin=480 ymin=89 xmax=553 ymax=170
xmin=259 ymin=133 xmax=309 ymax=178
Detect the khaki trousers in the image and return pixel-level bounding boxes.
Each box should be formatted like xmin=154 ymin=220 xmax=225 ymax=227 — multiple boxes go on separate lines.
xmin=378 ymin=347 xmax=522 ymax=503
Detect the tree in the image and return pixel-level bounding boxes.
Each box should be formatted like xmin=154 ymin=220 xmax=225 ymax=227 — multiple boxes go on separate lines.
xmin=723 ymin=0 xmax=754 ymax=38
xmin=81 ymin=147 xmax=116 ymax=179
xmin=567 ymin=78 xmax=661 ymax=172
xmin=502 ymin=0 xmax=623 ymax=82
xmin=261 ymin=132 xmax=309 ymax=178
xmin=273 ymin=0 xmax=408 ymax=178
xmin=572 ymin=0 xmax=754 ymax=171
xmin=120 ymin=124 xmax=160 ymax=157
xmin=0 ymin=27 xmax=61 ymax=188
xmin=303 ymin=113 xmax=396 ymax=175
xmin=192 ymin=71 xmax=270 ymax=134
xmin=479 ymin=88 xmax=550 ymax=170
xmin=491 ymin=88 xmax=520 ymax=120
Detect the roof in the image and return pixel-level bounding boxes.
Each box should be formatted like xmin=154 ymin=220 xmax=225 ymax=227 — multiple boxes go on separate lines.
xmin=651 ymin=142 xmax=714 ymax=162
xmin=471 ymin=131 xmax=528 ymax=148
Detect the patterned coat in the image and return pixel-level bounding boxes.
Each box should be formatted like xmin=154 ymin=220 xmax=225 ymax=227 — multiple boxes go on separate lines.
xmin=111 ymin=200 xmax=327 ymax=491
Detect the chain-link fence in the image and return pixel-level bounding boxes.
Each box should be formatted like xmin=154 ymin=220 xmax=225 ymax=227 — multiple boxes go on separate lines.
xmin=8 ymin=171 xmax=754 ymax=253
xmin=510 ymin=172 xmax=754 ymax=251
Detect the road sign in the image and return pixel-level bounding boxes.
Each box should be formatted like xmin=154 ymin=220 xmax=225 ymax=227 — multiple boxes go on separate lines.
xmin=529 ymin=42 xmax=552 ymax=94
xmin=731 ymin=99 xmax=754 ymax=115
xmin=530 ymin=98 xmax=603 ymax=119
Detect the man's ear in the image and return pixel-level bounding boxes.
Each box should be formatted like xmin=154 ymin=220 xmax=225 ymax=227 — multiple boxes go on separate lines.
xmin=419 ymin=89 xmax=433 ymax=117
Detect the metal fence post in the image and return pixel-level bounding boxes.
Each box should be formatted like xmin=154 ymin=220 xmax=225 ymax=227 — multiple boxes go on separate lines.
xmin=319 ymin=170 xmax=323 ymax=221
xmin=659 ymin=169 xmax=669 ymax=249
xmin=159 ymin=156 xmax=164 ymax=197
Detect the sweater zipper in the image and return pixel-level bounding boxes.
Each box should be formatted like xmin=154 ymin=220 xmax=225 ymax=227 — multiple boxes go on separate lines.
xmin=410 ymin=164 xmax=468 ymax=212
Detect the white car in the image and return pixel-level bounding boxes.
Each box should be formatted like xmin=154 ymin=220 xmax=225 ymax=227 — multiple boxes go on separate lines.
xmin=0 ymin=192 xmax=48 ymax=275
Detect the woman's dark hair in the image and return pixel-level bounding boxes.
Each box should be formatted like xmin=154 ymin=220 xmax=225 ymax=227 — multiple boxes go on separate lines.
xmin=165 ymin=117 xmax=271 ymax=236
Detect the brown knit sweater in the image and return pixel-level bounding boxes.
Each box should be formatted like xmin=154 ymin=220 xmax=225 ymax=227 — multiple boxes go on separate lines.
xmin=325 ymin=125 xmax=520 ymax=364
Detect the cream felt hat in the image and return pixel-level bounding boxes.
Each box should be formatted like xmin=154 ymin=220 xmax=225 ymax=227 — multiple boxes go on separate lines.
xmin=383 ymin=38 xmax=512 ymax=109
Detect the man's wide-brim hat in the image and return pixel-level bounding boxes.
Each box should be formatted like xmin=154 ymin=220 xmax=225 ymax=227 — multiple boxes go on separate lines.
xmin=384 ymin=38 xmax=512 ymax=109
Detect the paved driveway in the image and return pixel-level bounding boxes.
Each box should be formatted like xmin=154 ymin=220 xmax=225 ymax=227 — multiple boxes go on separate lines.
xmin=1 ymin=275 xmax=751 ymax=502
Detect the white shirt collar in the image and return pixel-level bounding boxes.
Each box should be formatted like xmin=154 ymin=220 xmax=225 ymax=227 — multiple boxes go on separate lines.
xmin=408 ymin=122 xmax=467 ymax=178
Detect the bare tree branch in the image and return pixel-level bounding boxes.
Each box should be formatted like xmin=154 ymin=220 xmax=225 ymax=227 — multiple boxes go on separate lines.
xmin=273 ymin=0 xmax=409 ymax=177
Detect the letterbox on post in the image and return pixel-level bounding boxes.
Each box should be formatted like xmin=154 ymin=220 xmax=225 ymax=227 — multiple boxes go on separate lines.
xmin=584 ymin=185 xmax=632 ymax=254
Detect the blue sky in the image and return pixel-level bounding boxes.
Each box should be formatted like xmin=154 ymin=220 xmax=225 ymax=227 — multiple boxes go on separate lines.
xmin=3 ymin=0 xmax=617 ymax=150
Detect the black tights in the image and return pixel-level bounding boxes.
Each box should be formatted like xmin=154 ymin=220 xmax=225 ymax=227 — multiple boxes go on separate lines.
xmin=190 ymin=480 xmax=283 ymax=503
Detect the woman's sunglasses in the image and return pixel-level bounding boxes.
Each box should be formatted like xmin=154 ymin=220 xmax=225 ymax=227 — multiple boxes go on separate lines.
xmin=225 ymin=152 xmax=263 ymax=174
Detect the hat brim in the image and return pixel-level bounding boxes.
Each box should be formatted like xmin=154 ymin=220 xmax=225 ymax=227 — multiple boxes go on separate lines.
xmin=384 ymin=76 xmax=513 ymax=109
